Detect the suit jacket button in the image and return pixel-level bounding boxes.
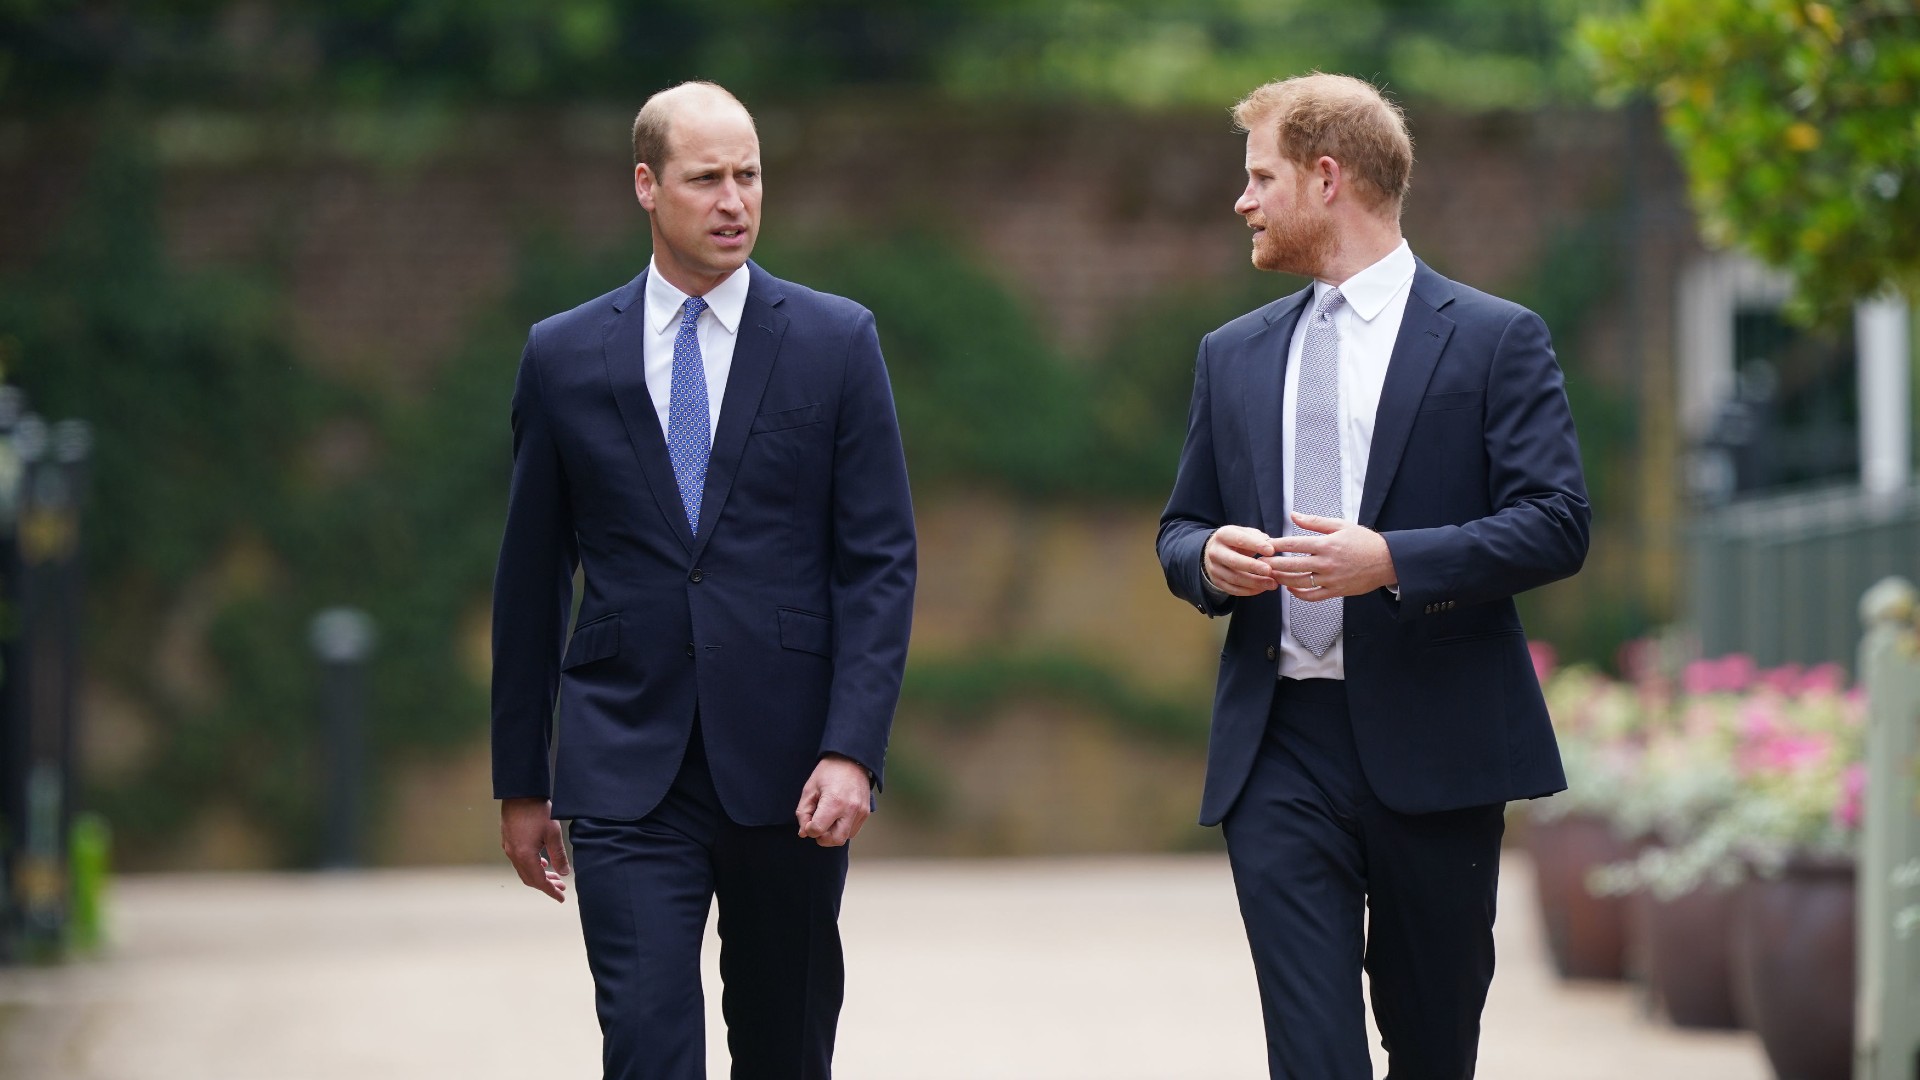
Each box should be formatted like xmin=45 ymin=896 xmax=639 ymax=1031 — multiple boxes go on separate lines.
xmin=1265 ymin=645 xmax=1277 ymax=661
xmin=685 ymin=642 xmax=695 ymax=657
xmin=689 ymin=568 xmax=704 ymax=583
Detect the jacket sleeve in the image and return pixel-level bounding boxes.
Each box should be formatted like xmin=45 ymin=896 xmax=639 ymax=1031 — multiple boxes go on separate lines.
xmin=490 ymin=329 xmax=579 ymax=800
xmin=819 ymin=310 xmax=917 ymax=789
xmin=1383 ymin=308 xmax=1591 ymax=619
xmin=1157 ymin=333 xmax=1235 ymax=618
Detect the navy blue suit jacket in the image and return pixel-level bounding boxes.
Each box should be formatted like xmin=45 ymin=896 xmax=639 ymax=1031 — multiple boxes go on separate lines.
xmin=491 ymin=261 xmax=917 ymax=826
xmin=1158 ymin=259 xmax=1589 ymax=825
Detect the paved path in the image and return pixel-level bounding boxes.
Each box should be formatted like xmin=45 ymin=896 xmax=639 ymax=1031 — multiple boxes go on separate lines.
xmin=0 ymin=854 xmax=1769 ymax=1079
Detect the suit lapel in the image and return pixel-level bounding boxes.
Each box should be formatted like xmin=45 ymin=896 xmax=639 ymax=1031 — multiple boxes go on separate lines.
xmin=1243 ymin=288 xmax=1312 ymax=535
xmin=1358 ymin=260 xmax=1457 ymax=527
xmin=603 ymin=269 xmax=697 ymax=555
xmin=689 ymin=273 xmax=789 ymax=563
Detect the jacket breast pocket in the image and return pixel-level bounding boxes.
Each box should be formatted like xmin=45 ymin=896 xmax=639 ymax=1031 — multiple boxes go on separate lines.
xmin=1418 ymin=389 xmax=1485 ymax=414
xmin=751 ymin=403 xmax=825 ymax=434
xmin=561 ymin=613 xmax=621 ymax=670
xmin=777 ymin=607 xmax=833 ymax=657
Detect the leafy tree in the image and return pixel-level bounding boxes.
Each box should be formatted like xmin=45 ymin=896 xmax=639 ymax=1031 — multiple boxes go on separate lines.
xmin=5 ymin=0 xmax=1617 ymax=112
xmin=938 ymin=0 xmax=1619 ymax=111
xmin=1581 ymin=0 xmax=1920 ymax=320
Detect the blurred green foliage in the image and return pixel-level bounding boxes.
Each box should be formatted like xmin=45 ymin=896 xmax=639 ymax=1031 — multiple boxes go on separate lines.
xmin=0 ymin=130 xmax=341 ymax=857
xmin=1580 ymin=0 xmax=1920 ymax=320
xmin=5 ymin=0 xmax=1618 ymax=112
xmin=937 ymin=0 xmax=1623 ymax=111
xmin=1504 ymin=208 xmax=1646 ymax=668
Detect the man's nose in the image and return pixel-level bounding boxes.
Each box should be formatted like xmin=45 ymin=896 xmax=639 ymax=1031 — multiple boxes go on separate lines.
xmin=1234 ymin=188 xmax=1257 ymax=215
xmin=717 ymin=179 xmax=745 ymax=214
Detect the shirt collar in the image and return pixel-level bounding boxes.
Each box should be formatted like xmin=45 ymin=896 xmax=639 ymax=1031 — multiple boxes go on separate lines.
xmin=1313 ymin=239 xmax=1414 ymax=323
xmin=645 ymin=258 xmax=751 ymax=336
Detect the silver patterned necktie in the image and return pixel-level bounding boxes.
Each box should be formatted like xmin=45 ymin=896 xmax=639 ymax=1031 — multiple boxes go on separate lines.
xmin=1287 ymin=287 xmax=1345 ymax=657
xmin=666 ymin=295 xmax=711 ymax=534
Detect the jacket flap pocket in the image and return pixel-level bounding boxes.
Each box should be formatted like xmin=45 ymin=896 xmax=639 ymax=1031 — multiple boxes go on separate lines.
xmin=1427 ymin=626 xmax=1524 ymax=646
xmin=1418 ymin=389 xmax=1485 ymax=414
xmin=562 ymin=614 xmax=621 ymax=670
xmin=777 ymin=607 xmax=833 ymax=657
xmin=751 ymin=403 xmax=825 ymax=433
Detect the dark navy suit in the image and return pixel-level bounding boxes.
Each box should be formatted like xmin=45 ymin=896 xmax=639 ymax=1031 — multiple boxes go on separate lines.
xmin=492 ymin=261 xmax=915 ymax=1079
xmin=1157 ymin=259 xmax=1588 ymax=1078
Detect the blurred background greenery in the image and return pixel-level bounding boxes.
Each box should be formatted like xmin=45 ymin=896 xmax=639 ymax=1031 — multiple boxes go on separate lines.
xmin=1 ymin=0 xmax=1910 ymax=869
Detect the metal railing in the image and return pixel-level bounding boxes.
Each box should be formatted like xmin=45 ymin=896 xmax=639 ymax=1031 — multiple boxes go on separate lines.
xmin=0 ymin=388 xmax=93 ymax=963
xmin=1688 ymin=482 xmax=1920 ymax=672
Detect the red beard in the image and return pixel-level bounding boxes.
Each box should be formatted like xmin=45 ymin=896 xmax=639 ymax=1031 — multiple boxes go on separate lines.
xmin=1250 ymin=202 xmax=1334 ymax=278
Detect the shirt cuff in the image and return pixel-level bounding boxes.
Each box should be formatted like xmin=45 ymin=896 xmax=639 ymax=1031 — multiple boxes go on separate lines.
xmin=1200 ymin=560 xmax=1230 ymax=603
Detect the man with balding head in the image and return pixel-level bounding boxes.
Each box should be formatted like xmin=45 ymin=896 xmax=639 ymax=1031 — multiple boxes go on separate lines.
xmin=491 ymin=81 xmax=915 ymax=1078
xmin=1157 ymin=74 xmax=1588 ymax=1077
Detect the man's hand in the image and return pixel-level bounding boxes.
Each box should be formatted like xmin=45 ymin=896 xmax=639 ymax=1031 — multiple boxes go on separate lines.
xmin=1266 ymin=512 xmax=1398 ymax=599
xmin=501 ymin=797 xmax=569 ymax=903
xmin=796 ymin=755 xmax=872 ymax=848
xmin=1203 ymin=525 xmax=1281 ymax=596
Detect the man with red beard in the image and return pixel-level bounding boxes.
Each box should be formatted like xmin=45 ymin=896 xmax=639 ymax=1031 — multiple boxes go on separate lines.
xmin=1156 ymin=74 xmax=1589 ymax=1078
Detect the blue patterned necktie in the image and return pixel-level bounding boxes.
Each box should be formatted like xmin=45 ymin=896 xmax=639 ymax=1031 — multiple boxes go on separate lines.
xmin=1288 ymin=287 xmax=1346 ymax=657
xmin=667 ymin=295 xmax=711 ymax=534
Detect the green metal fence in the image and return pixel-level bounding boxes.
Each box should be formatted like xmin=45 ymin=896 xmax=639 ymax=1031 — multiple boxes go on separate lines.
xmin=1688 ymin=483 xmax=1920 ymax=672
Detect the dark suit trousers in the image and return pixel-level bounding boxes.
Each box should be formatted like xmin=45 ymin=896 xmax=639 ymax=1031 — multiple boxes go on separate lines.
xmin=569 ymin=725 xmax=849 ymax=1080
xmin=1223 ymin=678 xmax=1505 ymax=1080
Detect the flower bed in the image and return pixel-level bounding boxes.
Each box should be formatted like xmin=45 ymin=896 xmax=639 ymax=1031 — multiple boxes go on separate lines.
xmin=1528 ymin=644 xmax=1865 ymax=1068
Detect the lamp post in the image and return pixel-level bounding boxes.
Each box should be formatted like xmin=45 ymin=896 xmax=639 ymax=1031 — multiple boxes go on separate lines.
xmin=309 ymin=607 xmax=375 ymax=869
xmin=0 ymin=391 xmax=26 ymax=960
xmin=1 ymin=406 xmax=86 ymax=959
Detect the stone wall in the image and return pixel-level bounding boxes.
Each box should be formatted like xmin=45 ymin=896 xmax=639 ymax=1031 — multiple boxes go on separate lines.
xmin=3 ymin=101 xmax=1672 ymax=369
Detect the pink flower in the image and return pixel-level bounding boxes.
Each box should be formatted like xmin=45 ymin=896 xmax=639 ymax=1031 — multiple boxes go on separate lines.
xmin=1744 ymin=733 xmax=1831 ymax=774
xmin=1528 ymin=641 xmax=1558 ymax=684
xmin=1683 ymin=653 xmax=1757 ymax=695
xmin=1795 ymin=663 xmax=1846 ymax=696
xmin=1739 ymin=697 xmax=1783 ymax=742
xmin=1835 ymin=763 xmax=1867 ymax=830
xmin=1758 ymin=664 xmax=1802 ymax=695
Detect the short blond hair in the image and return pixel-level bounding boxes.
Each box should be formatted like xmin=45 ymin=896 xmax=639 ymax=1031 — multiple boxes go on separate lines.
xmin=1232 ymin=73 xmax=1413 ymax=213
xmin=632 ymin=81 xmax=753 ymax=170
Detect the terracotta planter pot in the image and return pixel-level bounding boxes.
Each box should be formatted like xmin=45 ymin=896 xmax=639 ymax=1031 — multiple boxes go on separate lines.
xmin=1732 ymin=857 xmax=1856 ymax=1080
xmin=1525 ymin=812 xmax=1634 ymax=980
xmin=1635 ymin=885 xmax=1743 ymax=1029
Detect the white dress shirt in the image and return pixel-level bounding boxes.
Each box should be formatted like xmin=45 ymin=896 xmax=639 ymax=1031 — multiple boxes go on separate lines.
xmin=643 ymin=258 xmax=751 ymax=439
xmin=1279 ymin=239 xmax=1416 ymax=680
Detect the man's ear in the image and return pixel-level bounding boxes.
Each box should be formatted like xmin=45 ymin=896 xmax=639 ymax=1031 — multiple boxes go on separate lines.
xmin=635 ymin=163 xmax=657 ymax=212
xmin=1316 ymin=156 xmax=1342 ymax=205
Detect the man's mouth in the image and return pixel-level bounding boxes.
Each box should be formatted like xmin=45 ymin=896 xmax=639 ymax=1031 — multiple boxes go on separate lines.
xmin=712 ymin=226 xmax=747 ymax=243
